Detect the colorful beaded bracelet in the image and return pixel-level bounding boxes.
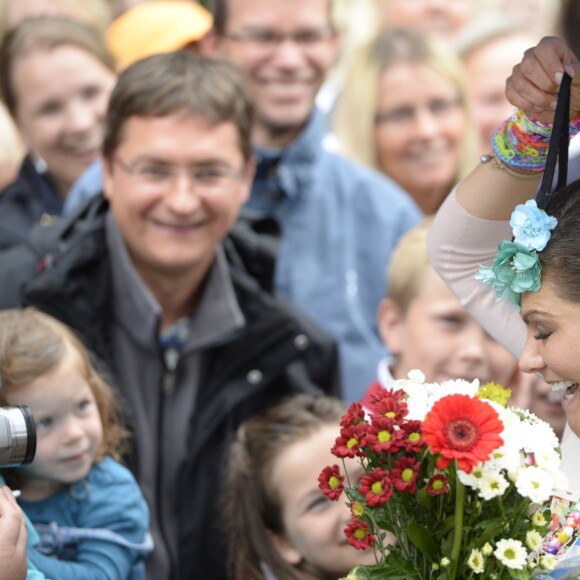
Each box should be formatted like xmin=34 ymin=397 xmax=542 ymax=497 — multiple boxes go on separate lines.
xmin=491 ymin=108 xmax=580 ymax=173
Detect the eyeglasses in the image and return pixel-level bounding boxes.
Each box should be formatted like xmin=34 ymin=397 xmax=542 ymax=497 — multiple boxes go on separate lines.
xmin=222 ymin=27 xmax=334 ymax=51
xmin=375 ymin=97 xmax=463 ymax=128
xmin=112 ymin=155 xmax=246 ymax=194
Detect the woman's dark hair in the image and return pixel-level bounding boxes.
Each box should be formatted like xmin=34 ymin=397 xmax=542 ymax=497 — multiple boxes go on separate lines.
xmin=540 ymin=179 xmax=580 ymax=302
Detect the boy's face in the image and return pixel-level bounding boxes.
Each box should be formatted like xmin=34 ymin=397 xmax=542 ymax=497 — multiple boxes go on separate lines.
xmin=379 ymin=269 xmax=518 ymax=386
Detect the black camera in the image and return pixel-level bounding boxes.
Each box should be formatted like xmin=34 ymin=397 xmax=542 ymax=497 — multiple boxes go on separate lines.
xmin=0 ymin=406 xmax=36 ymax=468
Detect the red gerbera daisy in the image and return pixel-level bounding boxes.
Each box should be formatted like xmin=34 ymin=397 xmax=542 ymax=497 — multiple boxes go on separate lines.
xmin=425 ymin=473 xmax=450 ymax=496
xmin=332 ymin=424 xmax=367 ymax=458
xmin=422 ymin=395 xmax=504 ymax=474
xmin=359 ymin=467 xmax=393 ymax=507
xmin=318 ymin=464 xmax=344 ymax=500
xmin=367 ymin=416 xmax=402 ymax=454
xmin=344 ymin=518 xmax=376 ymax=550
xmin=391 ymin=457 xmax=420 ymax=493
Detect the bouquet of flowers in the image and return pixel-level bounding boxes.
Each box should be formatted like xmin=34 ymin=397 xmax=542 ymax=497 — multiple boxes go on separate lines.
xmin=318 ymin=371 xmax=571 ymax=579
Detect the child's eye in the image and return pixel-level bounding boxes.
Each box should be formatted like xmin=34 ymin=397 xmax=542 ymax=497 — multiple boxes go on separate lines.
xmin=307 ymin=496 xmax=330 ymax=512
xmin=76 ymin=399 xmax=91 ymax=412
xmin=534 ymin=331 xmax=552 ymax=341
xmin=36 ymin=417 xmax=53 ymax=431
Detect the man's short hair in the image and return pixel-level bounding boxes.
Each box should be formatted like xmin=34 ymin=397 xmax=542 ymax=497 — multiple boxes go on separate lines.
xmin=211 ymin=0 xmax=335 ymax=36
xmin=102 ymin=50 xmax=254 ymax=159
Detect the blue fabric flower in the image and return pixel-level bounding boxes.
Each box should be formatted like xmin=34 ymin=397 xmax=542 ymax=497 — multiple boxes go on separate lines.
xmin=510 ymin=199 xmax=557 ymax=251
xmin=476 ymin=240 xmax=542 ymax=312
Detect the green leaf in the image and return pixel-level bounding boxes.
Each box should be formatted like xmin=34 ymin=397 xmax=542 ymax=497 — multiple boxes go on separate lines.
xmin=347 ymin=554 xmax=421 ymax=579
xmin=407 ymin=521 xmax=439 ymax=560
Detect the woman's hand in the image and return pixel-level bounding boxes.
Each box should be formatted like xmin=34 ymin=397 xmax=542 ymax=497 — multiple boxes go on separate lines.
xmin=506 ymin=36 xmax=580 ymax=124
xmin=0 ymin=486 xmax=27 ymax=580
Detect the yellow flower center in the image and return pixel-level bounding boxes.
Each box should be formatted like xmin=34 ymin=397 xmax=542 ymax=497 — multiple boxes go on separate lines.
xmin=402 ymin=468 xmax=414 ymax=482
xmin=385 ymin=411 xmax=396 ymax=418
xmin=408 ymin=432 xmax=420 ymax=442
xmin=329 ymin=476 xmax=340 ymax=490
xmin=378 ymin=430 xmax=392 ymax=443
xmin=505 ymin=548 xmax=516 ymax=560
xmin=352 ymin=502 xmax=364 ymax=516
xmin=432 ymin=479 xmax=444 ymax=491
xmin=371 ymin=481 xmax=383 ymax=495
xmin=347 ymin=437 xmax=359 ymax=449
xmin=354 ymin=528 xmax=366 ymax=540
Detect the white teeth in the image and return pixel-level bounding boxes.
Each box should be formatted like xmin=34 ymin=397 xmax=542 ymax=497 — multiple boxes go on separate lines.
xmin=550 ymin=380 xmax=576 ymax=393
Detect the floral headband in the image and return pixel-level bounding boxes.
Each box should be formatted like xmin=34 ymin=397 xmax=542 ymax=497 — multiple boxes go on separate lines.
xmin=475 ymin=201 xmax=557 ymax=312
xmin=475 ymin=74 xmax=574 ymax=312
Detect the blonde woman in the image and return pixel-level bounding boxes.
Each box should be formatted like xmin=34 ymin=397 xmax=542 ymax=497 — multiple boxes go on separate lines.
xmin=333 ymin=27 xmax=478 ymax=215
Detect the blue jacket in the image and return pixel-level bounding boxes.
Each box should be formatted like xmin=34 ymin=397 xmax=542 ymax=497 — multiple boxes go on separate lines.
xmin=248 ymin=111 xmax=422 ymax=399
xmin=20 ymin=457 xmax=151 ymax=580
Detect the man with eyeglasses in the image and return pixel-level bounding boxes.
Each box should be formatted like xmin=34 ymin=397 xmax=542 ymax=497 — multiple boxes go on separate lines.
xmin=201 ymin=0 xmax=422 ymax=401
xmin=0 ymin=51 xmax=340 ymax=580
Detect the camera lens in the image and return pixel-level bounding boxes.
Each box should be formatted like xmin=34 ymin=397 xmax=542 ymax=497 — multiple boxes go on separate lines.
xmin=0 ymin=406 xmax=36 ymax=467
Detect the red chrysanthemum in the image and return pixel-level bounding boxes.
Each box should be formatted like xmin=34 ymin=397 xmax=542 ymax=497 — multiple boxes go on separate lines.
xmin=422 ymin=395 xmax=504 ymax=474
xmin=391 ymin=457 xmax=420 ymax=493
xmin=318 ymin=464 xmax=344 ymax=500
xmin=332 ymin=424 xmax=367 ymax=458
xmin=344 ymin=518 xmax=376 ymax=550
xmin=371 ymin=396 xmax=408 ymax=424
xmin=366 ymin=416 xmax=402 ymax=454
xmin=425 ymin=473 xmax=450 ymax=496
xmin=359 ymin=467 xmax=393 ymax=507
xmin=399 ymin=420 xmax=426 ymax=453
xmin=340 ymin=402 xmax=366 ymax=428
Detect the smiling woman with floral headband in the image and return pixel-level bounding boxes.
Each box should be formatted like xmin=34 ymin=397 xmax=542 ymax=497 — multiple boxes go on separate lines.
xmin=428 ymin=36 xmax=580 ymax=492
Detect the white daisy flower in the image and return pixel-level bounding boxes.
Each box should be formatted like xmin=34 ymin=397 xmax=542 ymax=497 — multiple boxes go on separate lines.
xmin=525 ymin=529 xmax=543 ymax=552
xmin=494 ymin=539 xmax=527 ymax=570
xmin=515 ymin=466 xmax=554 ymax=504
xmin=478 ymin=472 xmax=509 ymax=500
xmin=467 ymin=548 xmax=485 ymax=574
xmin=540 ymin=555 xmax=557 ymax=571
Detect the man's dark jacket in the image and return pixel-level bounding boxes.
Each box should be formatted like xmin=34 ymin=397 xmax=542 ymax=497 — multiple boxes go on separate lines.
xmin=0 ymin=195 xmax=341 ymax=579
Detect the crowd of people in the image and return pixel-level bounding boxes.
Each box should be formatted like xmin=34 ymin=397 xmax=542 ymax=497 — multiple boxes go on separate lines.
xmin=0 ymin=0 xmax=578 ymax=579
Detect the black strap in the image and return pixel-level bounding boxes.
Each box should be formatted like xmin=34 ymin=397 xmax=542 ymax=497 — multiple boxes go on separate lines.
xmin=536 ymin=73 xmax=571 ymax=210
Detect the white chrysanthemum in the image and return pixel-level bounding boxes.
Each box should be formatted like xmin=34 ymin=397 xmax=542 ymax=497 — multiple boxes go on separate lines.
xmin=467 ymin=548 xmax=485 ymax=574
xmin=407 ymin=369 xmax=425 ymax=383
xmin=488 ymin=443 xmax=522 ymax=472
xmin=478 ymin=471 xmax=509 ymax=500
xmin=533 ymin=446 xmax=561 ymax=471
xmin=516 ymin=412 xmax=559 ymax=453
xmin=540 ymin=555 xmax=557 ymax=571
xmin=458 ymin=463 xmax=486 ymax=489
xmin=525 ymin=529 xmax=543 ymax=552
xmin=494 ymin=539 xmax=527 ymax=570
xmin=515 ymin=466 xmax=554 ymax=504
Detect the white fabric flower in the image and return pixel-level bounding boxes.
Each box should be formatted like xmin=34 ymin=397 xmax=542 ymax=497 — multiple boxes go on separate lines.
xmin=494 ymin=539 xmax=527 ymax=570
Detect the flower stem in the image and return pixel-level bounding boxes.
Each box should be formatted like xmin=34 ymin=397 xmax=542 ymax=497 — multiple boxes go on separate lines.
xmin=449 ymin=469 xmax=465 ymax=580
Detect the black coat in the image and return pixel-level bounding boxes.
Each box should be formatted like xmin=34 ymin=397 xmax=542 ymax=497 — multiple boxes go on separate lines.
xmin=0 ymin=154 xmax=64 ymax=250
xmin=0 ymin=195 xmax=341 ymax=579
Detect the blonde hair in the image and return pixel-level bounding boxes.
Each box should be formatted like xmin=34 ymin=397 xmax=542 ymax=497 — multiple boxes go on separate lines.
xmin=333 ymin=27 xmax=477 ymax=187
xmin=0 ymin=0 xmax=112 ymax=39
xmin=387 ymin=217 xmax=435 ymax=313
xmin=0 ymin=308 xmax=129 ymax=473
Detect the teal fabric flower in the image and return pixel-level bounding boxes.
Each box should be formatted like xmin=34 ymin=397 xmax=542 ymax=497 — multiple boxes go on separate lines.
xmin=510 ymin=199 xmax=557 ymax=251
xmin=476 ymin=241 xmax=542 ymax=312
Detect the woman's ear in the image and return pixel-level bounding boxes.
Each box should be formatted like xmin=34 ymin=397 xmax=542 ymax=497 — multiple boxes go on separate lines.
xmin=268 ymin=530 xmax=303 ymax=566
xmin=377 ymin=297 xmax=405 ymax=355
